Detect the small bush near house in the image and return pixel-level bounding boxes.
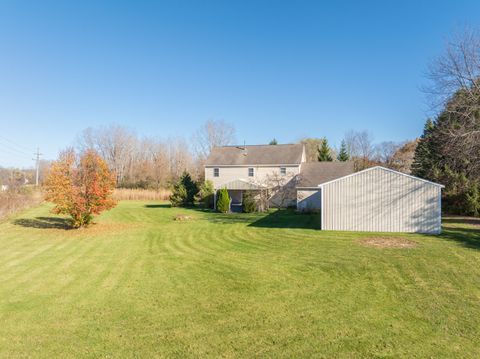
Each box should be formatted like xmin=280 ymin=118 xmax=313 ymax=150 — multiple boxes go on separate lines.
xmin=243 ymin=191 xmax=257 ymax=213
xmin=195 ymin=180 xmax=215 ymax=208
xmin=216 ymin=188 xmax=230 ymax=213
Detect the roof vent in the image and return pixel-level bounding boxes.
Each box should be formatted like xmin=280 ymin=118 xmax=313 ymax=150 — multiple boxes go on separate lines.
xmin=242 ymin=140 xmax=247 ymax=156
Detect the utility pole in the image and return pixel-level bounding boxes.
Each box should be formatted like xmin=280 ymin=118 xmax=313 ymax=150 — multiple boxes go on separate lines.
xmin=33 ymin=147 xmax=42 ymax=186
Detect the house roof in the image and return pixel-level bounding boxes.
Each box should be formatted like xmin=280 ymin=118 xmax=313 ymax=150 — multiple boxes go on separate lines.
xmin=219 ymin=179 xmax=266 ymax=190
xmin=205 ymin=144 xmax=304 ymax=166
xmin=318 ymin=166 xmax=445 ymax=188
xmin=297 ymin=161 xmax=355 ymax=187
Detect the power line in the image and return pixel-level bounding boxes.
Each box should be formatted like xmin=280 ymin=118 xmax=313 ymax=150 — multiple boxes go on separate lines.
xmin=0 ymin=143 xmax=33 ymax=160
xmin=0 ymin=134 xmax=34 ymax=153
xmin=0 ymin=139 xmax=33 ymax=157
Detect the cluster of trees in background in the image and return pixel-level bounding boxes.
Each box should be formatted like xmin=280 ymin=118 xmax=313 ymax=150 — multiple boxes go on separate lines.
xmin=2 ymin=31 xmax=479 ymax=218
xmin=299 ymin=133 xmax=418 ymax=173
xmin=74 ymin=119 xmax=235 ymax=189
xmin=411 ymin=29 xmax=480 ymax=216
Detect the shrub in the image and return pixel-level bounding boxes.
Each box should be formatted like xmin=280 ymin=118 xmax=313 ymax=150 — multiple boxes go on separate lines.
xmin=216 ymin=188 xmax=230 ymax=213
xmin=243 ymin=191 xmax=257 ymax=213
xmin=44 ymin=149 xmax=116 ymax=228
xmin=180 ymin=171 xmax=198 ymax=204
xmin=170 ymin=183 xmax=188 ymax=207
xmin=465 ymin=183 xmax=480 ymax=217
xmin=169 ymin=171 xmax=198 ymax=207
xmin=195 ymin=180 xmax=215 ymax=208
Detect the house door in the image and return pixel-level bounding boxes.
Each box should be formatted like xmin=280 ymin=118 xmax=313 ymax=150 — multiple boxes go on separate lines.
xmin=229 ymin=190 xmax=243 ymax=205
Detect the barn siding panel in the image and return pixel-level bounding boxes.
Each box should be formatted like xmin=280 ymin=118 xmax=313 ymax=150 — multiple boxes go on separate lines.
xmin=322 ymin=167 xmax=441 ymax=233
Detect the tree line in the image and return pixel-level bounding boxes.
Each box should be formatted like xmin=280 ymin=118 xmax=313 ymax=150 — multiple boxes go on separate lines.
xmin=411 ymin=29 xmax=480 ymax=216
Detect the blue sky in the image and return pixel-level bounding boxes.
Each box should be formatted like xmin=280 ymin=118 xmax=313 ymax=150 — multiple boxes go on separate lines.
xmin=1 ymin=1 xmax=480 ymax=167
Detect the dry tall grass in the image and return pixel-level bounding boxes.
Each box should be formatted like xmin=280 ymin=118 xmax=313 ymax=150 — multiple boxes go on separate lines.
xmin=0 ymin=188 xmax=43 ymax=220
xmin=113 ymin=188 xmax=171 ymax=201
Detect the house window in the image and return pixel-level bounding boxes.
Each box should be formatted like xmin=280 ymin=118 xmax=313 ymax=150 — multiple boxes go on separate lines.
xmin=213 ymin=168 xmax=219 ymax=177
xmin=280 ymin=167 xmax=286 ymax=176
xmin=248 ymin=168 xmax=254 ymax=177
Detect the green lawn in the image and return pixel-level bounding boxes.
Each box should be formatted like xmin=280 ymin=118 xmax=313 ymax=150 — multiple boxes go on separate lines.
xmin=0 ymin=201 xmax=479 ymax=358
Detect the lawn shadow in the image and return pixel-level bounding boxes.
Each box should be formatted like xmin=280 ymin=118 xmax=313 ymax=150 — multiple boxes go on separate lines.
xmin=438 ymin=216 xmax=480 ymax=250
xmin=144 ymin=204 xmax=171 ymax=209
xmin=248 ymin=209 xmax=321 ymax=230
xmin=442 ymin=216 xmax=480 ymax=227
xmin=13 ymin=216 xmax=72 ymax=230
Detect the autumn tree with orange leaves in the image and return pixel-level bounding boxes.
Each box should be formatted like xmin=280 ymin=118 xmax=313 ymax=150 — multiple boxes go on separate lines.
xmin=44 ymin=149 xmax=117 ymax=228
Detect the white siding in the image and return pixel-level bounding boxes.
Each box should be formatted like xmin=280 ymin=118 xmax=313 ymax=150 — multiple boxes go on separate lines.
xmin=322 ymin=167 xmax=442 ymax=233
xmin=205 ymin=165 xmax=300 ymax=189
xmin=205 ymin=165 xmax=301 ymax=208
xmin=297 ymin=189 xmax=321 ymax=212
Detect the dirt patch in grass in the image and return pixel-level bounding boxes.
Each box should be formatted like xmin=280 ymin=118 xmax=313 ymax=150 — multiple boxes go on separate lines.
xmin=174 ymin=214 xmax=195 ymax=221
xmin=359 ymin=236 xmax=417 ymax=249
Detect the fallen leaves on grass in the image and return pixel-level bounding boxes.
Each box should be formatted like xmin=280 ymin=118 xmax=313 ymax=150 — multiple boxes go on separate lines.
xmin=359 ymin=236 xmax=417 ymax=248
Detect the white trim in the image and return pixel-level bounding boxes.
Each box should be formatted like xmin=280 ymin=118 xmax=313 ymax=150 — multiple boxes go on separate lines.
xmin=320 ymin=186 xmax=324 ymax=230
xmin=438 ymin=187 xmax=442 ymax=234
xmin=205 ymin=164 xmax=301 ymax=168
xmin=317 ymin=166 xmax=445 ymax=188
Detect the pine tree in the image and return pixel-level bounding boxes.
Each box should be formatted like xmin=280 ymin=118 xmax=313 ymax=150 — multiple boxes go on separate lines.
xmin=411 ymin=119 xmax=436 ymax=179
xmin=195 ymin=180 xmax=215 ymax=208
xmin=216 ymin=187 xmax=230 ymax=213
xmin=169 ymin=171 xmax=198 ymax=206
xmin=179 ymin=171 xmax=198 ymax=205
xmin=337 ymin=140 xmax=349 ymax=161
xmin=269 ymin=138 xmax=278 ymax=145
xmin=170 ymin=183 xmax=188 ymax=207
xmin=317 ymin=138 xmax=333 ymax=161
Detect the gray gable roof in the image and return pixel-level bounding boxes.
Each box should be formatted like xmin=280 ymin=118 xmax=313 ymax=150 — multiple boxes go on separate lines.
xmin=205 ymin=144 xmax=304 ymax=166
xmin=298 ymin=161 xmax=355 ymax=187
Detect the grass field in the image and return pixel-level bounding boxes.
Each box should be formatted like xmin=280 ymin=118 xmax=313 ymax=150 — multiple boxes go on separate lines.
xmin=0 ymin=201 xmax=479 ymax=358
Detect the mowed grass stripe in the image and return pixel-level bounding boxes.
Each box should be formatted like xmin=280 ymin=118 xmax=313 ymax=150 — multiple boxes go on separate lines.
xmin=0 ymin=201 xmax=479 ymax=358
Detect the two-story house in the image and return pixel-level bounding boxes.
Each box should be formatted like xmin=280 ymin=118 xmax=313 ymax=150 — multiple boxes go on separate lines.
xmin=204 ymin=143 xmax=354 ymax=211
xmin=204 ymin=143 xmax=444 ymax=233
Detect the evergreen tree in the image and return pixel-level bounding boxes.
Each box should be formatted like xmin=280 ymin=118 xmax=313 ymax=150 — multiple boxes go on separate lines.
xmin=465 ymin=182 xmax=480 ymax=217
xmin=269 ymin=138 xmax=278 ymax=145
xmin=317 ymin=138 xmax=333 ymax=161
xmin=169 ymin=183 xmax=188 ymax=207
xmin=169 ymin=171 xmax=198 ymax=206
xmin=337 ymin=140 xmax=349 ymax=161
xmin=242 ymin=191 xmax=257 ymax=213
xmin=216 ymin=188 xmax=230 ymax=213
xmin=195 ymin=180 xmax=215 ymax=208
xmin=411 ymin=119 xmax=437 ymax=179
xmin=179 ymin=171 xmax=198 ymax=205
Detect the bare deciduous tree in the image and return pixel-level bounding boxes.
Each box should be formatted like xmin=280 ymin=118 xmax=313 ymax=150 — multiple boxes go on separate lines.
xmin=192 ymin=120 xmax=236 ymax=160
xmin=374 ymin=141 xmax=402 ymax=167
xmin=424 ymin=28 xmax=480 ymax=174
xmin=343 ymin=130 xmax=375 ymax=170
xmin=76 ymin=125 xmax=137 ymax=183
